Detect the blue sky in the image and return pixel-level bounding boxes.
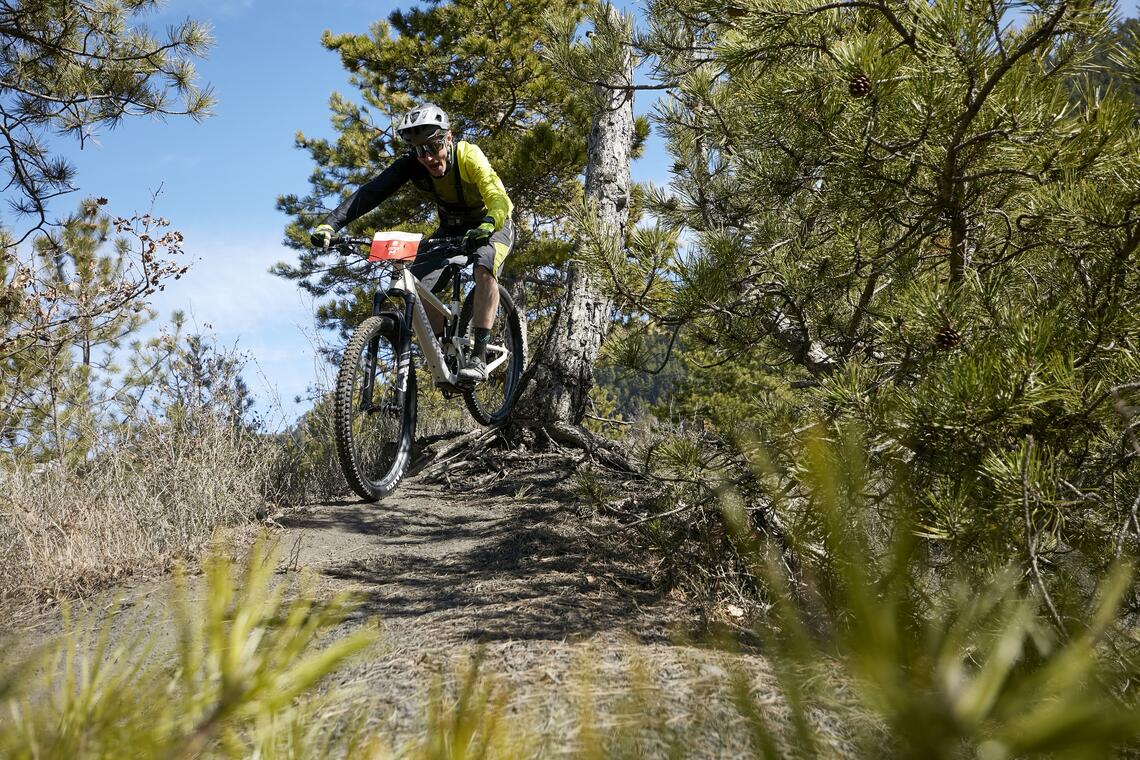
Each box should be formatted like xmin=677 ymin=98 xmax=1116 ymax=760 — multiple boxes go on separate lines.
xmin=26 ymin=0 xmax=1140 ymax=427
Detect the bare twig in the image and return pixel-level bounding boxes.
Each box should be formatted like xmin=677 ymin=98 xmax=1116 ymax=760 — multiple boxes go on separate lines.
xmin=1114 ymin=491 xmax=1140 ymax=560
xmin=583 ymin=499 xmax=700 ymax=538
xmin=1021 ymin=437 xmax=1066 ymax=636
xmin=417 ymin=427 xmax=497 ymax=476
xmin=584 ymin=413 xmax=634 ymax=426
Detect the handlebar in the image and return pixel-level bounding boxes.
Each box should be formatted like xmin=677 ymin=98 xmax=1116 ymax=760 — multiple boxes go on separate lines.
xmin=329 ymin=235 xmax=373 ymax=248
xmin=328 ymin=233 xmax=472 ymax=259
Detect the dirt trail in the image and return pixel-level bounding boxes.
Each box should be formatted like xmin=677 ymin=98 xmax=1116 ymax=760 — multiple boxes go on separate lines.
xmin=284 ymin=463 xmax=676 ymax=643
xmin=7 ymin=457 xmax=827 ymax=755
xmin=274 ymin=459 xmax=795 ymax=753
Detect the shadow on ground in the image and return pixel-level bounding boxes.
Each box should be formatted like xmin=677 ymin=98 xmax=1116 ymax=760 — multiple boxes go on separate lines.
xmin=281 ymin=463 xmax=678 ymax=646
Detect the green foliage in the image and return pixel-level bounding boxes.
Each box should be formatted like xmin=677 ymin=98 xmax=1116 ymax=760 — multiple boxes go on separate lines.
xmin=1 ymin=205 xmax=192 ymax=467
xmin=0 ymin=1 xmax=213 ymax=239
xmin=659 ymin=342 xmax=803 ymax=445
xmin=586 ymin=320 xmax=688 ymax=439
xmin=6 ymin=470 xmax=1140 ymax=757
xmin=411 ymin=655 xmax=526 ymax=759
xmin=720 ymin=430 xmax=1140 ymax=759
xmin=1085 ymin=17 xmax=1140 ymax=105
xmin=0 ymin=539 xmax=376 ymax=759
xmin=589 ymin=0 xmax=1140 ymax=603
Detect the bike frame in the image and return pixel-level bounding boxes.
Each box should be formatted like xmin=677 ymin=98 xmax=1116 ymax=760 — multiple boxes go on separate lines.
xmin=374 ymin=251 xmax=510 ymax=395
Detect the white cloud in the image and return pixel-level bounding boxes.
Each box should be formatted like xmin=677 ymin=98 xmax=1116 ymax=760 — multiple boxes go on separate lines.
xmin=152 ymin=233 xmax=310 ymax=333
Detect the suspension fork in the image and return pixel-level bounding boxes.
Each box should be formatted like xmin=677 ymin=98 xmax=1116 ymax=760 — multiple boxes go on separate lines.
xmin=359 ymin=288 xmax=415 ymax=409
xmin=395 ymin=291 xmax=417 ymax=395
xmin=360 ymin=288 xmax=396 ymax=407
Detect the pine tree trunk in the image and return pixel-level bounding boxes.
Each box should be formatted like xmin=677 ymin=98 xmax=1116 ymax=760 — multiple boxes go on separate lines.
xmin=515 ymin=9 xmax=634 ymax=426
xmin=949 ymin=205 xmax=971 ymax=285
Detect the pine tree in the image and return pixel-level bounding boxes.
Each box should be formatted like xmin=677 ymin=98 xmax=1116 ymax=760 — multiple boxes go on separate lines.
xmin=1086 ymin=16 xmax=1140 ymax=104
xmin=604 ymin=0 xmax=1140 ymax=583
xmin=0 ymin=0 xmax=214 ymax=243
xmin=118 ymin=312 xmax=255 ymax=434
xmin=0 ymin=2 xmax=212 ymax=466
xmin=1 ymin=203 xmax=190 ymax=465
xmin=514 ymin=2 xmax=637 ymax=429
xmin=274 ymin=0 xmax=595 ymax=335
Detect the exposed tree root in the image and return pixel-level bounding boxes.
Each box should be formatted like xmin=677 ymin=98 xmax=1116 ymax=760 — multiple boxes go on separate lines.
xmin=411 ymin=423 xmax=796 ymax=576
xmin=407 ymin=418 xmax=805 ymax=626
xmin=542 ymin=422 xmax=636 ymax=473
xmin=411 ymin=418 xmax=797 ymax=579
xmin=413 ymin=418 xmax=637 ymax=487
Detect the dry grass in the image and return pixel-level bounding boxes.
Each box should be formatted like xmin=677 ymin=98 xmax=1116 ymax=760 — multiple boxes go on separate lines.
xmin=0 ymin=539 xmax=378 ymax=760
xmin=260 ymin=398 xmax=348 ymax=507
xmin=416 ymin=377 xmax=486 ymax=439
xmin=0 ymin=384 xmax=494 ymax=607
xmin=0 ymin=413 xmax=273 ymax=605
xmin=258 ymin=380 xmax=481 ymax=509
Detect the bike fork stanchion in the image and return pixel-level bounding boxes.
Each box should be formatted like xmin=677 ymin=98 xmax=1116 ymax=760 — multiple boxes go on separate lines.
xmin=396 ymin=295 xmax=417 ymax=399
xmin=361 ymin=336 xmax=379 ymax=412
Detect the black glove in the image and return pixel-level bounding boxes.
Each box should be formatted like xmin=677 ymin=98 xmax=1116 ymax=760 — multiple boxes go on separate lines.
xmin=310 ymin=224 xmax=335 ymax=248
xmin=463 ymin=218 xmax=495 ymax=251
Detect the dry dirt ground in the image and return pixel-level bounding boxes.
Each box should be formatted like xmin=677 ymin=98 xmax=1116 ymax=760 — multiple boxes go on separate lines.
xmin=275 ymin=456 xmax=763 ymax=754
xmin=5 ymin=452 xmax=854 ymax=756
xmin=270 ymin=452 xmax=860 ymax=755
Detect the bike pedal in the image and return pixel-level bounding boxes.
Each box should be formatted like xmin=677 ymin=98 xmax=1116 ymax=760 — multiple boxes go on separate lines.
xmin=434 ymin=381 xmax=463 ymax=398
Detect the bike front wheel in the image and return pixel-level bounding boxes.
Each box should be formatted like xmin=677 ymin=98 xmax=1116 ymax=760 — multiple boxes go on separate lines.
xmin=333 ymin=314 xmax=417 ymax=501
xmin=458 ymin=284 xmax=526 ymax=426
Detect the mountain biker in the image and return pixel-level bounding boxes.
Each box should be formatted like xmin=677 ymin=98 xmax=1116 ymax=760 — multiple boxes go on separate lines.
xmin=309 ymin=103 xmax=514 ymax=383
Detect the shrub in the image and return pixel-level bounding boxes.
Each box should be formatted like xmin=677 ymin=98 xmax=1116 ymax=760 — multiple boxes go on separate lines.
xmin=0 ymin=539 xmax=376 ymax=759
xmin=1 ymin=411 xmax=272 ymax=604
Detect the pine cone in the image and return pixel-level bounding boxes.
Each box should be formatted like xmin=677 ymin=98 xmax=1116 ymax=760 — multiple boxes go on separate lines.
xmin=934 ymin=325 xmax=961 ymax=350
xmin=848 ymin=73 xmax=872 ymax=98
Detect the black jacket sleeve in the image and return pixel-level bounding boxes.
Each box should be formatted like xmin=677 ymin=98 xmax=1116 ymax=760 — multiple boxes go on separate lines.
xmin=322 ymin=154 xmax=418 ymax=230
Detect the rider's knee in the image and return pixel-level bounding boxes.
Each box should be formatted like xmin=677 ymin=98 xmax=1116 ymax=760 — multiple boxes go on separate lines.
xmin=474 ymin=264 xmax=497 ymax=283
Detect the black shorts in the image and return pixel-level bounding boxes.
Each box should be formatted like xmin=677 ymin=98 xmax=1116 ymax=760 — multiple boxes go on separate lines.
xmin=410 ymin=218 xmax=514 ymax=293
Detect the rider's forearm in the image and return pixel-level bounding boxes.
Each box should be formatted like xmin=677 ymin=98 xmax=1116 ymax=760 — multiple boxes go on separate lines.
xmin=322 ymin=156 xmax=416 ymax=230
xmin=479 ymin=177 xmax=512 ymax=231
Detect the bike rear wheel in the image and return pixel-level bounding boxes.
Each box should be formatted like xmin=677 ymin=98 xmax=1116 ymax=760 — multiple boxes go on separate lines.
xmin=333 ymin=315 xmax=417 ymax=501
xmin=458 ymin=284 xmax=526 ymax=426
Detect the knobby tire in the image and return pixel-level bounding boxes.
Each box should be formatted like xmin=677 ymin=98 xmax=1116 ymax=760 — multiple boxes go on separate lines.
xmin=333 ymin=315 xmax=417 ymax=502
xmin=458 ymin=284 xmax=526 ymax=426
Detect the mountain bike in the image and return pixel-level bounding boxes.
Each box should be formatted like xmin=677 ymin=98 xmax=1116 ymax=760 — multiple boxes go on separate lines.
xmin=328 ymin=231 xmax=526 ymax=502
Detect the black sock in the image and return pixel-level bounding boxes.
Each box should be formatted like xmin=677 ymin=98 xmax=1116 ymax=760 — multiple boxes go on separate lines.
xmin=473 ymin=327 xmax=491 ymax=360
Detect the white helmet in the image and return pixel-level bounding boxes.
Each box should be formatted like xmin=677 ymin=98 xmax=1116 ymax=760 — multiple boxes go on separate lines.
xmin=396 ymin=103 xmax=450 ymax=144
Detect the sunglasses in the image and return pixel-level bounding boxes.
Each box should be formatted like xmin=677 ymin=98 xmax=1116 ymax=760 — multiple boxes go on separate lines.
xmin=413 ymin=137 xmax=448 ymax=157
